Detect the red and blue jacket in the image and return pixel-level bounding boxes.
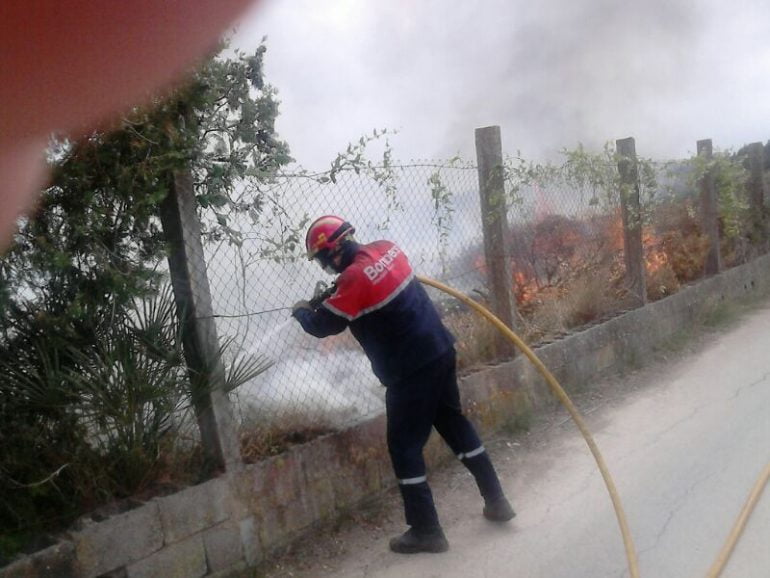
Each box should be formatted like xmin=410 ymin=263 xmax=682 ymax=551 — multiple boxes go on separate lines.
xmin=292 ymin=240 xmax=455 ymax=386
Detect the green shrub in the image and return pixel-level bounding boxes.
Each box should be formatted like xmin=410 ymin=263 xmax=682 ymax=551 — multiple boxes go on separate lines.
xmin=0 ymin=287 xmax=195 ymax=562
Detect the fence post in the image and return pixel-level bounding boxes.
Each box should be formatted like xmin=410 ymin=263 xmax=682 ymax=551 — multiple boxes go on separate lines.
xmin=615 ymin=137 xmax=647 ymax=306
xmin=747 ymin=141 xmax=767 ymax=246
xmin=159 ymin=168 xmax=241 ymax=472
xmin=697 ymin=139 xmax=722 ymax=275
xmin=475 ymin=126 xmax=516 ymax=358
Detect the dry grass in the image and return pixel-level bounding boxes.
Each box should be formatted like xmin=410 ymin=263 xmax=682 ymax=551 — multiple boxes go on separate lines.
xmin=443 ymin=307 xmax=499 ymax=371
xmin=522 ymin=272 xmax=626 ymax=343
xmin=445 ymin=264 xmax=631 ymax=368
xmin=240 ymin=416 xmax=338 ymax=463
xmin=646 ymin=261 xmax=681 ymax=301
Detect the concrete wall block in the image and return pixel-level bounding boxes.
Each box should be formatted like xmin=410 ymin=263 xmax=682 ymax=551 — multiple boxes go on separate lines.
xmin=292 ymin=442 xmax=339 ymax=521
xmin=156 ymin=477 xmax=231 ymax=544
xmin=339 ymin=416 xmax=386 ymax=461
xmin=202 ymin=522 xmax=244 ymax=574
xmin=74 ymin=503 xmax=162 ymax=578
xmin=228 ymin=470 xmax=258 ymax=523
xmin=238 ymin=517 xmax=262 ymax=567
xmin=296 ymin=472 xmax=344 ymax=521
xmin=281 ymin=493 xmax=318 ymax=536
xmin=125 ymin=535 xmax=205 ymax=578
xmin=595 ymin=343 xmax=616 ymax=372
xmin=459 ymin=373 xmax=488 ymax=407
xmin=257 ymin=488 xmax=316 ymax=551
xmin=255 ymin=505 xmax=291 ymax=554
xmin=94 ymin=569 xmax=127 ymax=578
xmin=249 ymin=462 xmax=329 ymax=553
xmin=293 ymin=438 xmax=338 ymax=484
xmin=328 ymin=423 xmax=390 ymax=509
xmin=648 ymin=300 xmax=676 ymax=341
xmin=751 ymin=257 xmax=770 ymax=291
xmin=670 ymin=304 xmax=688 ymax=331
xmin=305 ymin=476 xmax=337 ymax=522
xmin=271 ymin=455 xmax=304 ymax=506
xmin=741 ymin=271 xmax=759 ymax=293
xmin=462 ymin=377 xmax=522 ymax=434
xmin=535 ymin=341 xmax=568 ymax=374
xmin=1 ymin=541 xmax=76 ymax=578
xmin=497 ymin=363 xmax=524 ymax=394
xmin=245 ymin=476 xmax=296 ymax=555
xmin=513 ymin=355 xmax=547 ymax=400
xmin=237 ymin=417 xmax=393 ymax=558
xmin=328 ymin=466 xmax=369 ymax=511
xmin=246 ymin=454 xmax=303 ymax=511
xmin=570 ymin=352 xmax=595 ymax=388
xmin=563 ymin=332 xmax=593 ymax=365
xmin=206 ymin=561 xmax=249 ymax=578
xmin=585 ymin=322 xmax=611 ymax=351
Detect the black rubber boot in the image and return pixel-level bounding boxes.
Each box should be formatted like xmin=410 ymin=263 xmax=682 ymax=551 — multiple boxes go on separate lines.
xmin=462 ymin=451 xmax=505 ymax=502
xmin=397 ymin=480 xmax=441 ymax=526
xmin=389 ymin=527 xmax=449 ymax=554
xmin=483 ymin=496 xmax=516 ymax=522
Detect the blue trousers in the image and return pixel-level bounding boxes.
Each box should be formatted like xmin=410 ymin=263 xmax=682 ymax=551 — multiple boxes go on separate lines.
xmin=385 ymin=348 xmax=505 ymax=529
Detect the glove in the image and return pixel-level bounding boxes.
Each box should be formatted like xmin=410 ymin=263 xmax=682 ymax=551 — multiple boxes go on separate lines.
xmin=291 ymin=300 xmax=312 ymax=316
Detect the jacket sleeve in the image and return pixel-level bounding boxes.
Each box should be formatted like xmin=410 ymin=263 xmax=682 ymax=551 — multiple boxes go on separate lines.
xmin=292 ymin=305 xmax=348 ymax=338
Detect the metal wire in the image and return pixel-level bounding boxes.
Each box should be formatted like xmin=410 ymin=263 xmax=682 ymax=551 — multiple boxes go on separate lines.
xmin=199 ymin=156 xmax=756 ymax=437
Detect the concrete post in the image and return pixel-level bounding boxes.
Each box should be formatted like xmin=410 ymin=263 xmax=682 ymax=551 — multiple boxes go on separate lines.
xmin=616 ymin=137 xmax=647 ymax=306
xmin=475 ymin=126 xmax=516 ymax=359
xmin=747 ymin=142 xmax=767 ymax=246
xmin=159 ymin=168 xmax=241 ymax=472
xmin=697 ymin=139 xmax=722 ymax=275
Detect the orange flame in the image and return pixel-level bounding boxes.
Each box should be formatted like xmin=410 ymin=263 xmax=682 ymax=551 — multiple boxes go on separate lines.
xmin=643 ymin=229 xmax=669 ymax=275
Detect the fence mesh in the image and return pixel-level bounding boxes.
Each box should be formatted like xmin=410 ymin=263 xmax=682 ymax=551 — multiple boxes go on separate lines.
xmin=201 ymin=151 xmax=765 ymax=451
xmin=203 ymin=162 xmax=484 ymax=447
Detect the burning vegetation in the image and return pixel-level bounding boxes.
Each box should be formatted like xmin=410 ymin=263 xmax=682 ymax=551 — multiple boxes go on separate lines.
xmin=446 ymin=200 xmax=717 ymax=366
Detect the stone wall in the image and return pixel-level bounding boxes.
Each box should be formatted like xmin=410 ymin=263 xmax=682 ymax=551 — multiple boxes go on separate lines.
xmin=4 ymin=253 xmax=770 ymax=577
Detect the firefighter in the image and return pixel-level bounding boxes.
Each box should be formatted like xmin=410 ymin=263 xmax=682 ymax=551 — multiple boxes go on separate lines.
xmin=292 ymin=215 xmax=515 ymax=554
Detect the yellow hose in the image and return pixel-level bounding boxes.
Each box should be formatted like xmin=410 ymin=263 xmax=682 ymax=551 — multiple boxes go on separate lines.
xmin=705 ymin=462 xmax=770 ymax=577
xmin=419 ymin=275 xmax=770 ymax=577
xmin=417 ymin=275 xmax=640 ymax=578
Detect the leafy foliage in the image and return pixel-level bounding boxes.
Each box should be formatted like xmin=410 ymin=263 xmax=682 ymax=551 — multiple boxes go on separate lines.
xmin=428 ymin=160 xmax=459 ymax=274
xmin=503 ymin=142 xmax=661 ymax=215
xmin=689 ymin=151 xmax=749 ymax=239
xmin=0 ymin=43 xmax=285 ymax=561
xmin=447 ymin=142 xmax=754 ymax=359
xmin=0 ymin=288 xmax=190 ymax=562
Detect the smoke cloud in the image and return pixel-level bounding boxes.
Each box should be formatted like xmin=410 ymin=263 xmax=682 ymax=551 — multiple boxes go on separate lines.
xmin=234 ymin=0 xmax=770 ymax=167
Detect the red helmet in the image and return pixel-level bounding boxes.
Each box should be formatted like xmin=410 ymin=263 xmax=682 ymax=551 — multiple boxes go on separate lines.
xmin=305 ymin=215 xmax=356 ymax=260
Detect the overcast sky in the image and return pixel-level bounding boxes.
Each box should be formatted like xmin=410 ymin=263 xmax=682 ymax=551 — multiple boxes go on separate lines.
xmin=231 ymin=0 xmax=770 ymax=170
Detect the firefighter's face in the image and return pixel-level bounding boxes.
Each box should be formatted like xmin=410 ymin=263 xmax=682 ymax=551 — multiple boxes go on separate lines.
xmin=315 ymin=250 xmax=340 ymax=275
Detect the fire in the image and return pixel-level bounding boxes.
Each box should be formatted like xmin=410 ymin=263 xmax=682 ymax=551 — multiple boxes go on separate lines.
xmin=605 ymin=211 xmax=671 ymax=276
xmin=471 ymin=211 xmax=675 ymax=311
xmin=512 ymin=270 xmax=539 ymax=307
xmin=643 ymin=230 xmax=669 ymax=275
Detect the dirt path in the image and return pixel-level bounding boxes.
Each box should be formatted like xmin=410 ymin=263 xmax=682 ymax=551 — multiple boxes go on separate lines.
xmin=255 ymin=299 xmax=770 ymax=578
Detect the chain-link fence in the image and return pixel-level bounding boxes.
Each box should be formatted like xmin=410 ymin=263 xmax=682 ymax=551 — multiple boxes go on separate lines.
xmin=203 ymin=162 xmax=484 ymax=450
xmin=200 ymin=144 xmax=768 ymax=455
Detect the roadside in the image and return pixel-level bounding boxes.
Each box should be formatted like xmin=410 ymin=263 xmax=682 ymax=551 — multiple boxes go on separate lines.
xmin=252 ymin=296 xmax=768 ymax=578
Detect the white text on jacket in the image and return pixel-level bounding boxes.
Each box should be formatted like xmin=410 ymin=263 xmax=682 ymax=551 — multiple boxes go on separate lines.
xmin=363 ymin=246 xmax=402 ymax=282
